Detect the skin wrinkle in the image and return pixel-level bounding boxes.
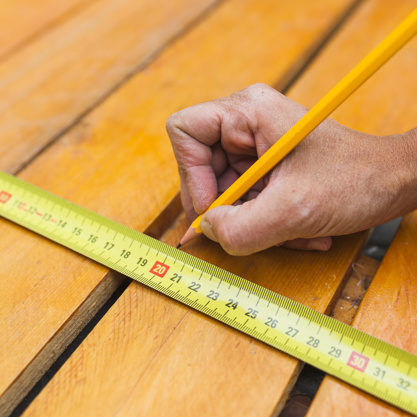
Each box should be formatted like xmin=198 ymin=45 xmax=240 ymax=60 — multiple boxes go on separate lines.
xmin=167 ymin=83 xmax=417 ymax=255
xmin=211 ymin=143 xmax=227 ymax=176
xmin=187 ymin=165 xmax=216 ymax=214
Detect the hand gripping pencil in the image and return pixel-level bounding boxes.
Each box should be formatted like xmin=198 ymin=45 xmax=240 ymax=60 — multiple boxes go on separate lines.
xmin=178 ymin=7 xmax=417 ymax=247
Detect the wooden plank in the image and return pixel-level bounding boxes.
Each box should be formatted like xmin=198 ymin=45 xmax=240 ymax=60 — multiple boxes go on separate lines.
xmin=0 ymin=0 xmax=361 ymax=414
xmin=288 ymin=0 xmax=417 ymax=415
xmin=11 ymin=1 xmax=372 ymax=415
xmin=279 ymin=256 xmax=380 ymax=417
xmin=306 ymin=219 xmax=417 ymax=417
xmin=289 ymin=0 xmax=417 ymax=135
xmin=0 ymin=0 xmax=224 ymax=414
xmin=0 ymin=0 xmax=218 ymax=174
xmin=0 ymin=1 xmax=359 ymax=406
xmin=0 ymin=0 xmax=87 ymax=60
xmin=21 ymin=215 xmax=366 ymax=417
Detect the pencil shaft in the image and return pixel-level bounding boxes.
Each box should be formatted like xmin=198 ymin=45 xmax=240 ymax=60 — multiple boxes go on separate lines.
xmin=191 ymin=7 xmax=417 ymax=233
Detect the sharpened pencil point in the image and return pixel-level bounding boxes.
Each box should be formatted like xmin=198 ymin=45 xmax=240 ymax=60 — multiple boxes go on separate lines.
xmin=178 ymin=225 xmax=200 ymax=247
xmin=176 ymin=243 xmax=182 ymax=249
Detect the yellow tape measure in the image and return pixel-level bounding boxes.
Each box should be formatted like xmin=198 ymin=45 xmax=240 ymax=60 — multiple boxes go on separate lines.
xmin=0 ymin=171 xmax=416 ymax=415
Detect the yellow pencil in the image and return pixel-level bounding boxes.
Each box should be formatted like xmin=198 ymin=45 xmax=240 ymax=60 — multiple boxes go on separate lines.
xmin=179 ymin=7 xmax=417 ymax=247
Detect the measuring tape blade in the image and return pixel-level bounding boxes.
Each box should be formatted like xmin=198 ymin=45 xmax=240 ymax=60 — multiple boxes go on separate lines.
xmin=0 ymin=171 xmax=416 ymax=414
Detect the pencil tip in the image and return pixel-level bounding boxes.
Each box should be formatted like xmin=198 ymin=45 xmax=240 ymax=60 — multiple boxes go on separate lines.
xmin=176 ymin=243 xmax=182 ymax=249
xmin=178 ymin=225 xmax=200 ymax=248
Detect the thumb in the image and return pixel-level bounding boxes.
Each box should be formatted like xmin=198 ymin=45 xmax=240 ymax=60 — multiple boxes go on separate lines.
xmin=200 ymin=195 xmax=282 ymax=255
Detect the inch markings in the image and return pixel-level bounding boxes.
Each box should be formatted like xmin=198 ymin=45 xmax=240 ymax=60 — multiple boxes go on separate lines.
xmin=0 ymin=171 xmax=417 ymax=415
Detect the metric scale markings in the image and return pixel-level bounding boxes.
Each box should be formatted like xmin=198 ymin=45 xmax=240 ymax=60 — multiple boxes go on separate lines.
xmin=0 ymin=171 xmax=416 ymax=415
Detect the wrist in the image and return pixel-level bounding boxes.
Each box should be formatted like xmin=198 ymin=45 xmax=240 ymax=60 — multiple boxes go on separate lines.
xmin=381 ymin=128 xmax=417 ymax=220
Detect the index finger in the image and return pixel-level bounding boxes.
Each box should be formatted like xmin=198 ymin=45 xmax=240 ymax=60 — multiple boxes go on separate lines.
xmin=166 ymin=101 xmax=225 ymax=214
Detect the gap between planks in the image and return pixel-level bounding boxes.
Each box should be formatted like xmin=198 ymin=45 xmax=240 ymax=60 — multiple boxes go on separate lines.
xmin=8 ymin=195 xmax=183 ymax=417
xmin=0 ymin=0 xmax=94 ymax=63
xmin=3 ymin=3 xmax=363 ymax=408
xmin=12 ymin=0 xmax=226 ymax=176
xmin=1 ymin=1 xmax=226 ymax=413
xmin=278 ymin=0 xmax=363 ymax=93
xmin=8 ymin=1 xmax=368 ymax=410
xmin=19 ymin=211 xmax=368 ymax=417
xmin=279 ymin=255 xmax=380 ymax=417
xmin=0 ymin=1 xmax=362 ymax=414
xmin=0 ymin=0 xmax=224 ymax=174
xmin=4 ymin=194 xmax=182 ymax=417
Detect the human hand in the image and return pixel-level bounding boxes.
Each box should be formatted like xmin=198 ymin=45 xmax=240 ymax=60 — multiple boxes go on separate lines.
xmin=166 ymin=83 xmax=412 ymax=255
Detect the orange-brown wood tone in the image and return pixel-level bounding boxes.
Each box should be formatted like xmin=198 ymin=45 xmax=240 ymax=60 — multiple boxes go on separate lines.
xmin=21 ymin=0 xmax=417 ymax=415
xmin=279 ymin=256 xmax=380 ymax=417
xmin=0 ymin=0 xmax=86 ymax=60
xmin=22 ymin=217 xmax=366 ymax=417
xmin=14 ymin=1 xmax=383 ymax=416
xmin=25 ymin=216 xmax=363 ymax=416
xmin=297 ymin=0 xmax=417 ymax=415
xmin=0 ymin=0 xmax=218 ymax=174
xmin=289 ymin=0 xmax=417 ymax=136
xmin=0 ymin=0 xmax=359 ymax=415
xmin=307 ymin=212 xmax=417 ymax=416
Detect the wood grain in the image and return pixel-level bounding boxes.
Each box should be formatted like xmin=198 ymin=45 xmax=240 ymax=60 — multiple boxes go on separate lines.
xmin=0 ymin=0 xmax=218 ymax=173
xmin=279 ymin=256 xmax=379 ymax=417
xmin=307 ymin=217 xmax=417 ymax=417
xmin=293 ymin=0 xmax=417 ymax=415
xmin=289 ymin=0 xmax=417 ymax=136
xmin=0 ymin=0 xmax=222 ymax=414
xmin=9 ymin=1 xmax=374 ymax=415
xmin=0 ymin=0 xmax=87 ymax=60
xmin=0 ymin=0 xmax=360 ymax=415
xmin=22 ymin=214 xmax=366 ymax=417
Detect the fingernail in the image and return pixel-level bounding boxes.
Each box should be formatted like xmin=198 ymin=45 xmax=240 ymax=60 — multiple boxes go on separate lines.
xmin=200 ymin=215 xmax=218 ymax=242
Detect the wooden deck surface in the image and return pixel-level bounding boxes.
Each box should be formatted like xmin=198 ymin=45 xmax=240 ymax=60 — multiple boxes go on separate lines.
xmin=0 ymin=0 xmax=416 ymax=416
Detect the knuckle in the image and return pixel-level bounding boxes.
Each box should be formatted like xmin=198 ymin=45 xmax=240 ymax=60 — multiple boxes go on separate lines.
xmin=285 ymin=188 xmax=320 ymax=232
xmin=245 ymin=83 xmax=276 ymax=98
xmin=221 ymin=242 xmax=244 ymax=256
xmin=297 ymin=197 xmax=315 ymax=222
xmin=165 ymin=112 xmax=181 ymax=135
xmin=216 ymin=226 xmax=242 ymax=255
xmin=216 ymin=223 xmax=251 ymax=256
